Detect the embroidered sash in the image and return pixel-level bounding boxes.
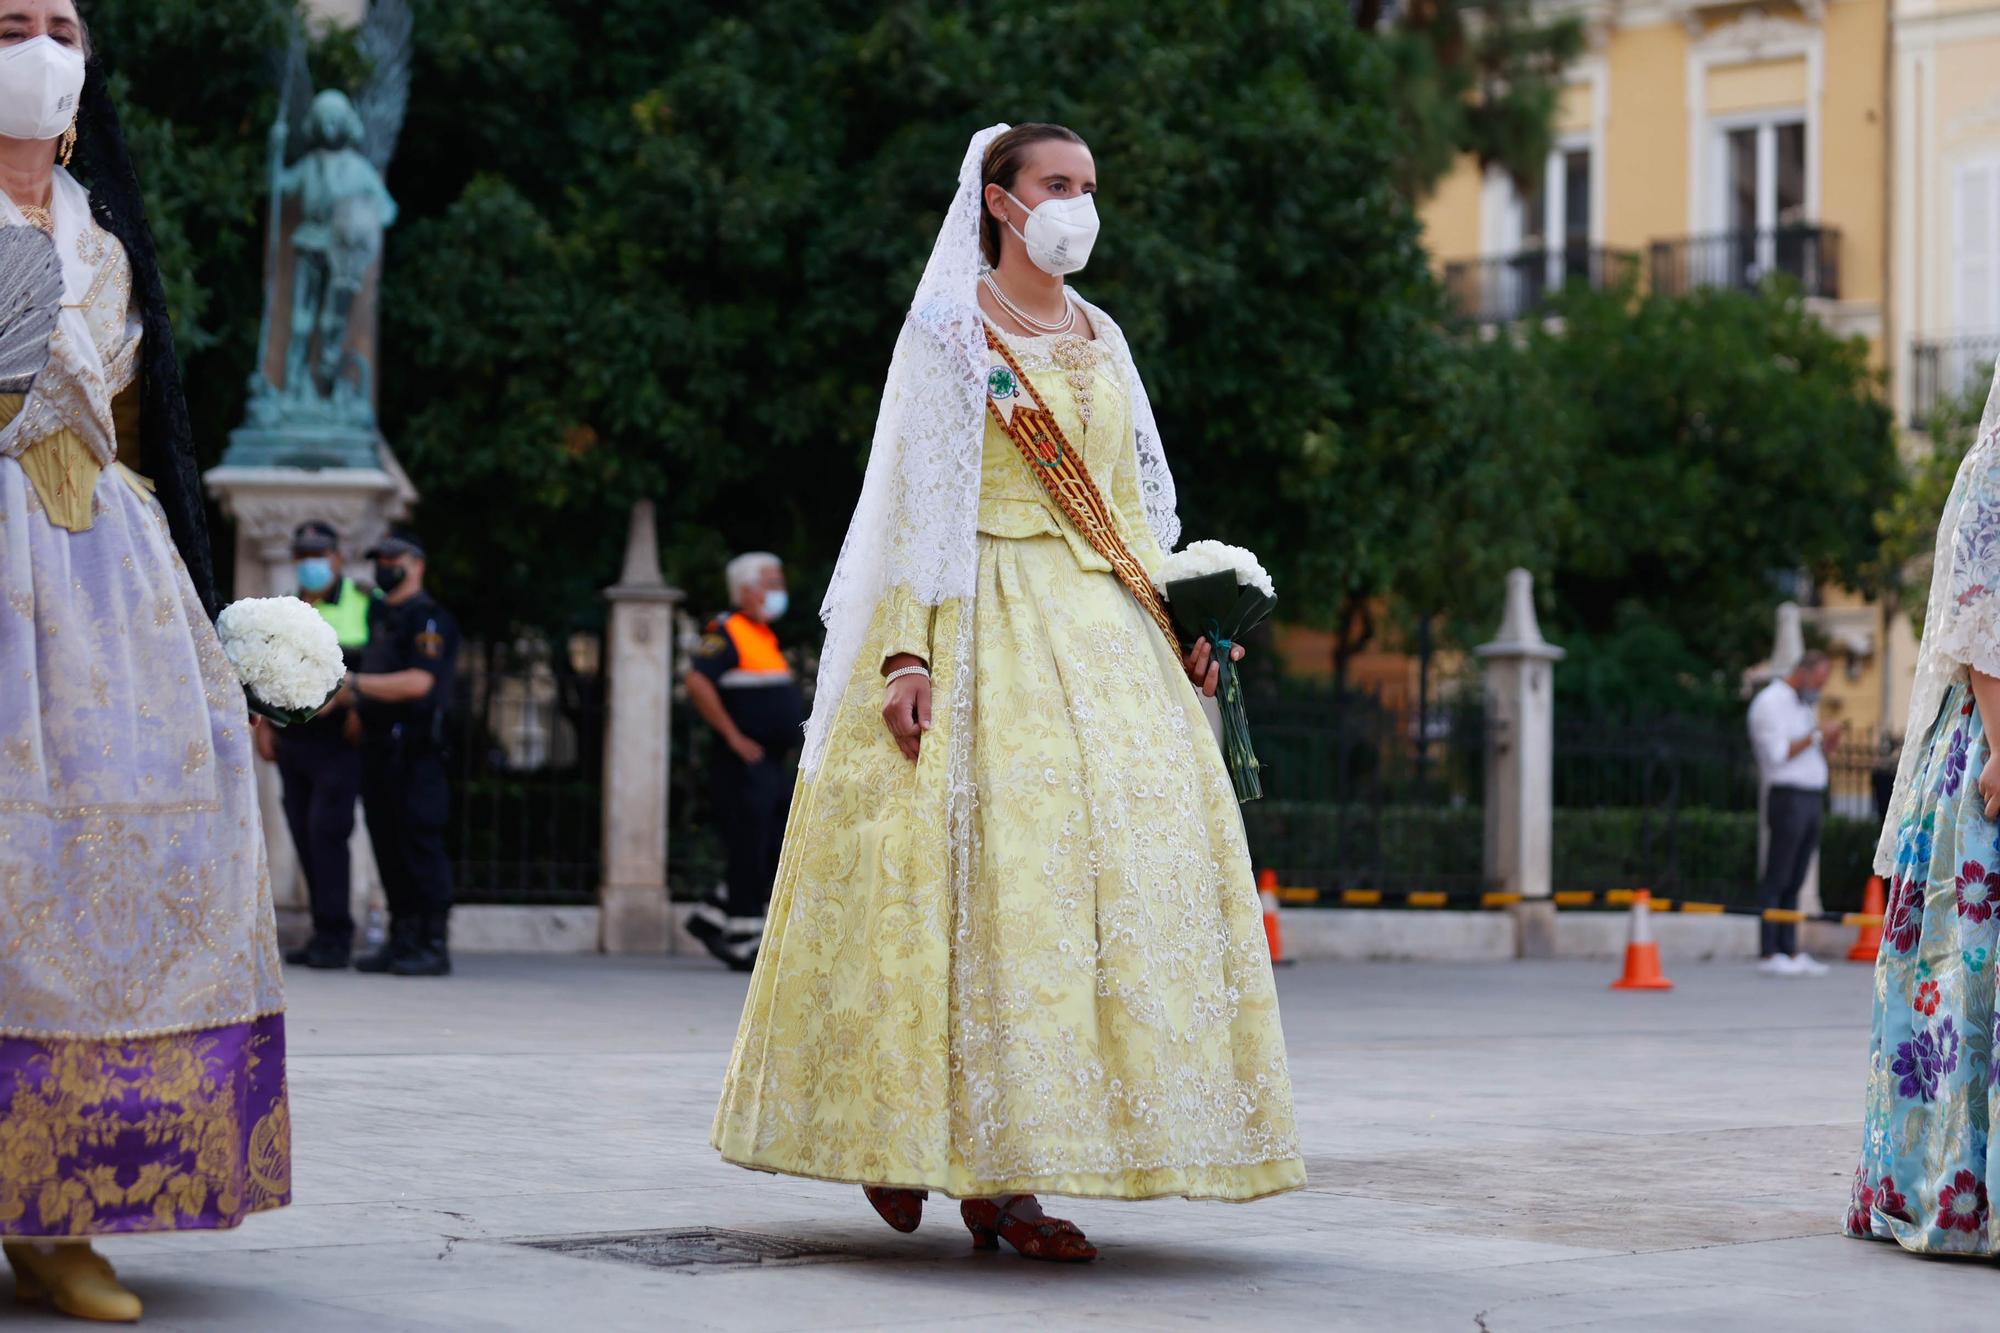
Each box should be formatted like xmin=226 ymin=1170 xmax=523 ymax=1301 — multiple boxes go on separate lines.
xmin=982 ymin=327 xmax=1179 ymax=652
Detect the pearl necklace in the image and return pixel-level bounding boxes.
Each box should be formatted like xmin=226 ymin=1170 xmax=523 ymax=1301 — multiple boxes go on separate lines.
xmin=982 ymin=271 xmax=1075 ymax=336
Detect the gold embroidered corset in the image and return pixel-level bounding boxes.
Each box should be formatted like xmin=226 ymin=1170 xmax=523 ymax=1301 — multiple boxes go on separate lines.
xmin=1 ymin=208 xmax=143 ymax=533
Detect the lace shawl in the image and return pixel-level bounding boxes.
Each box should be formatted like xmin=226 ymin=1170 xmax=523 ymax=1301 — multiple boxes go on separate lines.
xmin=1876 ymin=356 xmax=2000 ymax=873
xmin=801 ymin=124 xmax=1180 ymax=775
xmin=0 ymin=166 xmax=139 ymax=469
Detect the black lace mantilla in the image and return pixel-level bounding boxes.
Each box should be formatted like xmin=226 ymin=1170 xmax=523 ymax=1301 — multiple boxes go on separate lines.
xmin=71 ymin=61 xmax=215 ymax=618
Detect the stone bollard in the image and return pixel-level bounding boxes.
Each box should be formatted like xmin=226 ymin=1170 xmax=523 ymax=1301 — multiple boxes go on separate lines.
xmin=1476 ymin=569 xmax=1565 ymax=959
xmin=598 ymin=500 xmax=682 ymax=953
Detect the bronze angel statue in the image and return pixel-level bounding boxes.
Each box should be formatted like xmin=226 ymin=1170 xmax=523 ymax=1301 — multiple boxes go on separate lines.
xmin=241 ymin=0 xmax=410 ymax=447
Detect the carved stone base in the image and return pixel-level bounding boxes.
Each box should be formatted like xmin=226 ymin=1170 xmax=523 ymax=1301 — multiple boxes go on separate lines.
xmin=204 ymin=464 xmax=415 ymax=580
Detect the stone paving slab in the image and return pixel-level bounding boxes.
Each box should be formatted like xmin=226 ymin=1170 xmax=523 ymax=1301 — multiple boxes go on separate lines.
xmin=10 ymin=955 xmax=1989 ymax=1332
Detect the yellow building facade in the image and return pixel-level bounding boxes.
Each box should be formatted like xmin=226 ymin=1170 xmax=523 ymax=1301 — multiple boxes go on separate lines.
xmin=1417 ymin=0 xmax=2000 ymax=739
xmin=1426 ymin=0 xmax=1886 ymax=344
xmin=1894 ymin=0 xmax=2000 ymax=430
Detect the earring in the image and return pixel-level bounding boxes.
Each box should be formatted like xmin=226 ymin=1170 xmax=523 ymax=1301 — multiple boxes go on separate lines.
xmin=59 ymin=112 xmax=76 ymax=169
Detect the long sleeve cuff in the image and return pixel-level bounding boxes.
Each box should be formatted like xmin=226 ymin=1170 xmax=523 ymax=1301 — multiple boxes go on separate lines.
xmin=874 ymin=586 xmax=935 ymax=667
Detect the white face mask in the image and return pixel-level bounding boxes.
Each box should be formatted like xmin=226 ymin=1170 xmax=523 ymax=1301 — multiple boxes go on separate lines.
xmin=1001 ymin=188 xmax=1099 ymax=276
xmin=0 ymin=36 xmax=83 ymax=143
xmin=758 ymin=589 xmax=788 ymax=622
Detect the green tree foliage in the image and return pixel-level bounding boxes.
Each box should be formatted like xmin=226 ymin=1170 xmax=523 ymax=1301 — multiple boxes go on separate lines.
xmin=1522 ymin=282 xmax=1897 ymax=677
xmin=381 ymin=0 xmax=1454 ymax=638
xmin=1869 ymin=378 xmax=1991 ymax=633
xmin=1355 ymin=0 xmax=1587 ymax=199
xmin=1390 ymin=326 xmax=1572 ymax=650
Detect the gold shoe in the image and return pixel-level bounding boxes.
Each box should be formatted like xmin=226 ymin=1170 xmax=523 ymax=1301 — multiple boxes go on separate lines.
xmin=4 ymin=1241 xmax=143 ymax=1323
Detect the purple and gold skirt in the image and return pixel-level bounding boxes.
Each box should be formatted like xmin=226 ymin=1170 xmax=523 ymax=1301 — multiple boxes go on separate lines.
xmin=0 ymin=1017 xmax=290 ymax=1237
xmin=2 ymin=458 xmax=292 ymax=1237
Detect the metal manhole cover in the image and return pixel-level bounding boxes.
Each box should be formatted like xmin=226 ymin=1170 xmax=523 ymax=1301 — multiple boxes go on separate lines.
xmin=512 ymin=1226 xmax=860 ymax=1271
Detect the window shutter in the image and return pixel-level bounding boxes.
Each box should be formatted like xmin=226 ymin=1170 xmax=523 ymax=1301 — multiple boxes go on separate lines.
xmin=1956 ymin=160 xmax=2000 ymax=332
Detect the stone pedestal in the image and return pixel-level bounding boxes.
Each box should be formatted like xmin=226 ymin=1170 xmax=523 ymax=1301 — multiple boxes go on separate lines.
xmin=204 ymin=462 xmax=414 ymax=917
xmin=1477 ymin=569 xmax=1566 ymax=959
xmin=599 ymin=501 xmax=683 ymax=954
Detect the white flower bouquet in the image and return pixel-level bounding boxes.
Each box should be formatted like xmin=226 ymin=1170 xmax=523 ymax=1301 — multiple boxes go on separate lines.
xmin=216 ymin=596 xmax=347 ymax=727
xmin=1156 ymin=541 xmax=1278 ymax=803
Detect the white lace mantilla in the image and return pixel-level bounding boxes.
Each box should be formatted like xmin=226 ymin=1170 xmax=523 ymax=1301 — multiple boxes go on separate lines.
xmin=803 ymin=123 xmax=1180 ymax=777
xmin=1878 ymin=357 xmax=2000 ymax=873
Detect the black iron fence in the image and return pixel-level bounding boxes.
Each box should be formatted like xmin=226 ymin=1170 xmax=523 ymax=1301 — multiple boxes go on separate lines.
xmin=1549 ymin=712 xmax=1892 ymax=912
xmin=1442 ymin=246 xmax=1640 ymax=324
xmin=1649 ymin=226 xmax=1840 ymax=299
xmin=1239 ymin=687 xmax=1893 ymax=913
xmin=668 ymin=704 xmax=734 ymax=903
xmin=448 ymin=636 xmax=605 ymax=905
xmin=1908 ymin=333 xmax=2000 ymax=430
xmin=1239 ymin=689 xmax=1488 ymax=896
xmin=429 ymin=645 xmax=1894 ymax=916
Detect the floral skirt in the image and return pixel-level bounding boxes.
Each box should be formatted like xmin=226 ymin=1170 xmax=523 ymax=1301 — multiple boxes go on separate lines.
xmin=0 ymin=459 xmax=290 ymax=1236
xmin=712 ymin=533 xmax=1305 ymax=1201
xmin=1846 ymin=675 xmax=1999 ymax=1254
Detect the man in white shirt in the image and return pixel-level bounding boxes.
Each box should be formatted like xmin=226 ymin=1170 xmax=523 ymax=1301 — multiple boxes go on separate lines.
xmin=1747 ymin=651 xmax=1844 ymax=976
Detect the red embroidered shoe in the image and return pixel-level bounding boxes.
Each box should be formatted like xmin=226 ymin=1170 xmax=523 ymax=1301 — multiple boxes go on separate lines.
xmin=960 ymin=1198 xmax=1098 ymax=1262
xmin=862 ymin=1186 xmax=927 ymax=1233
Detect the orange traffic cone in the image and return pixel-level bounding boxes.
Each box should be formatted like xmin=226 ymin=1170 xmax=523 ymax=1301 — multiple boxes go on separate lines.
xmin=1258 ymin=869 xmax=1291 ymax=966
xmin=1610 ymin=889 xmax=1673 ymax=991
xmin=1847 ymin=875 xmax=1886 ymax=963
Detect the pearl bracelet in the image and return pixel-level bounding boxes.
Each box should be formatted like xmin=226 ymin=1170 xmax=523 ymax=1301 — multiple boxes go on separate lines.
xmin=884 ymin=664 xmax=931 ymax=688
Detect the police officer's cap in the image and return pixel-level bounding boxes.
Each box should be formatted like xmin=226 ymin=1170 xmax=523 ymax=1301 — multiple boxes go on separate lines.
xmin=291 ymin=520 xmax=339 ymax=556
xmin=364 ymin=534 xmax=426 ymax=560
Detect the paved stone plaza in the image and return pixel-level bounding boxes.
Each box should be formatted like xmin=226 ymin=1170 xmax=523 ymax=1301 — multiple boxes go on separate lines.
xmin=19 ymin=955 xmax=1995 ymax=1331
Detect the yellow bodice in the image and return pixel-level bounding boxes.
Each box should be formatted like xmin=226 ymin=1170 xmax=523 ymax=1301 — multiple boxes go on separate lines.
xmin=874 ymin=324 xmax=1165 ymax=665
xmin=6 ymin=381 xmax=146 ymax=532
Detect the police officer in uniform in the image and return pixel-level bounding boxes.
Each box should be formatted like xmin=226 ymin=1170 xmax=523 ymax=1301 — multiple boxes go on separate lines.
xmin=338 ymin=534 xmax=461 ymax=977
xmin=259 ymin=521 xmax=374 ymax=969
xmin=683 ymin=552 xmax=806 ymax=971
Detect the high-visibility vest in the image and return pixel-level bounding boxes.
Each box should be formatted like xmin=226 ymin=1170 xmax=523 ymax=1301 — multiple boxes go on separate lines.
xmin=717 ymin=612 xmax=792 ymax=685
xmin=314 ymin=577 xmax=373 ymax=650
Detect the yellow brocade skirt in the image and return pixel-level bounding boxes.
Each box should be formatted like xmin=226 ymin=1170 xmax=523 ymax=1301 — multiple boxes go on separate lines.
xmin=712 ymin=532 xmax=1305 ymax=1202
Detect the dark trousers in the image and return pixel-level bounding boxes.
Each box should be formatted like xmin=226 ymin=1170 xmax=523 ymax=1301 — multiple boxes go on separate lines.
xmin=361 ymin=742 xmax=454 ymax=926
xmin=277 ymin=727 xmax=364 ymax=948
xmin=1759 ymin=785 xmax=1825 ymax=956
xmin=712 ymin=751 xmax=793 ymax=920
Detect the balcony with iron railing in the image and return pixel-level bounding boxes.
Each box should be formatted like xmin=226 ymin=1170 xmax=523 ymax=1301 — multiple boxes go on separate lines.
xmin=1443 ymin=245 xmax=1640 ymax=324
xmin=1907 ymin=333 xmax=2000 ymax=431
xmin=1648 ymin=225 xmax=1841 ymax=299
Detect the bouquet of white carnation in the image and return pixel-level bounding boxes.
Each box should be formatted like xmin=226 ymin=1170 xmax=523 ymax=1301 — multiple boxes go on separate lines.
xmin=1156 ymin=541 xmax=1278 ymax=803
xmin=216 ymin=596 xmax=347 ymax=727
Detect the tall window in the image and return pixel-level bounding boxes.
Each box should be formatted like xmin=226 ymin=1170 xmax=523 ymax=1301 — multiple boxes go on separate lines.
xmin=1503 ymin=142 xmax=1593 ymax=311
xmin=1723 ymin=118 xmax=1806 ymax=233
xmin=1714 ymin=116 xmax=1807 ymax=287
xmin=1517 ymin=144 xmax=1593 ymax=257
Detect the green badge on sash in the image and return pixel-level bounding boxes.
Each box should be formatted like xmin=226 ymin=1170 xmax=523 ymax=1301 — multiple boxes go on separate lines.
xmin=987 ymin=363 xmax=1022 ymax=423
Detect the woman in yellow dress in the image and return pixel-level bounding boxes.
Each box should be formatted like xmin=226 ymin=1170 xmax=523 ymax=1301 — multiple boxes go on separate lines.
xmin=711 ymin=122 xmax=1304 ymax=1260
